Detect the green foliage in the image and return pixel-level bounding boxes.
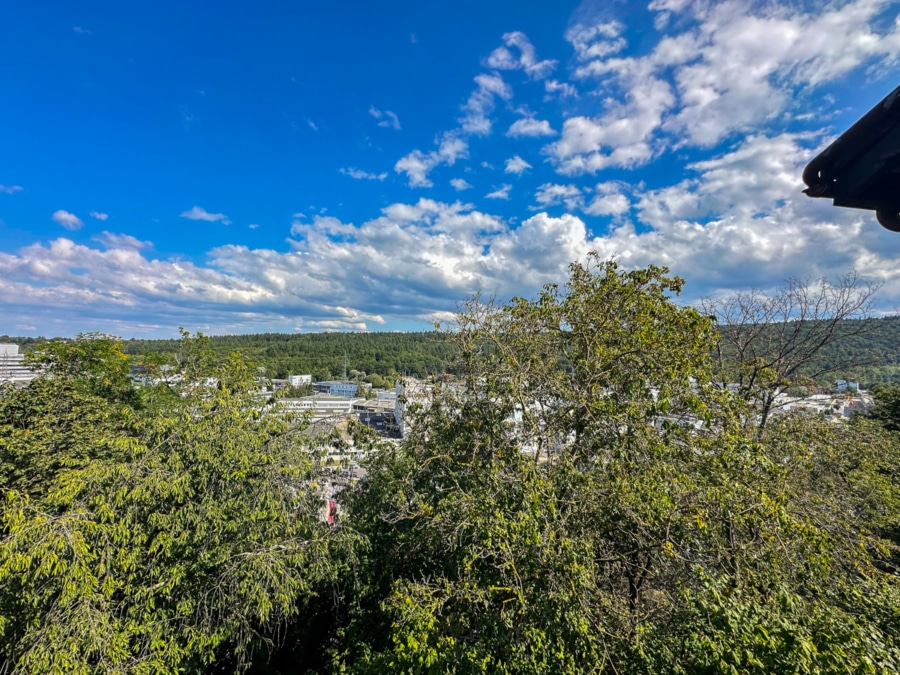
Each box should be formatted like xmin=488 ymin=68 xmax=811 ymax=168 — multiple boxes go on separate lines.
xmin=0 ymin=332 xmax=351 ymax=673
xmin=870 ymin=385 xmax=900 ymax=432
xmin=119 ymin=331 xmax=457 ymax=381
xmin=338 ymin=256 xmax=900 ymax=674
xmin=667 ymin=574 xmax=900 ymax=674
xmin=25 ymin=333 xmax=139 ymax=406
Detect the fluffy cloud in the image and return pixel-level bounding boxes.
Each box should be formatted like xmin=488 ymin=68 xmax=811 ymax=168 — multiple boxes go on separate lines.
xmin=544 ymin=79 xmax=578 ymax=99
xmin=507 ymin=117 xmax=557 ymax=138
xmin=395 ymin=134 xmax=469 ymax=187
xmin=8 ymin=3 xmax=900 ymax=336
xmin=179 ymin=206 xmax=232 ymax=225
xmin=89 ymin=211 xmax=109 ymax=221
xmin=534 ymin=183 xmax=584 ymax=210
xmin=459 ymin=72 xmax=513 ymax=135
xmin=486 ymin=31 xmax=557 ymax=80
xmin=340 ymin=167 xmax=388 ymax=181
xmin=394 ymin=35 xmax=548 ymax=189
xmin=369 ymin=106 xmax=402 ymax=130
xmin=505 ymin=155 xmax=533 ymax=175
xmin=546 ymin=69 xmax=674 ymax=174
xmin=0 ymin=199 xmax=598 ymax=335
xmin=290 ymin=214 xmax=357 ymax=239
xmin=529 ymin=182 xmax=631 ymax=216
xmin=8 ymin=134 xmax=900 ymax=338
xmin=52 ymin=210 xmax=83 ymax=230
xmin=584 ymin=182 xmax=631 ymax=217
xmin=0 ymin=185 xmax=23 ymax=195
xmin=546 ymin=0 xmax=900 ymax=173
xmin=660 ymin=0 xmax=900 ymax=146
xmin=592 ymin=131 xmax=900 ymax=298
xmin=93 ymin=231 xmax=152 ymax=250
xmin=486 ymin=185 xmax=512 ymax=200
xmin=565 ymin=20 xmax=627 ymax=61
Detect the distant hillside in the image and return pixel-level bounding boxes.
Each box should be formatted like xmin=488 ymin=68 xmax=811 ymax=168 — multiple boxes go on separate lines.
xmin=120 ymin=331 xmax=458 ymax=381
xmin=3 ymin=315 xmax=900 ymax=387
xmin=795 ymin=315 xmax=900 ymax=388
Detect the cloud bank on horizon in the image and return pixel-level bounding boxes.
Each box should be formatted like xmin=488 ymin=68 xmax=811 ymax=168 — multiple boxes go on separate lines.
xmin=2 ymin=0 xmax=900 ymax=336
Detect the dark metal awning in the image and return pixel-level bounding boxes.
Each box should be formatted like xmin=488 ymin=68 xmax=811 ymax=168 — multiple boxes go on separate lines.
xmin=803 ymin=83 xmax=900 ymax=231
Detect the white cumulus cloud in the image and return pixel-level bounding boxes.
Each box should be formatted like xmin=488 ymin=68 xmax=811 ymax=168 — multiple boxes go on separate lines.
xmin=584 ymin=182 xmax=631 ymax=216
xmin=92 ymin=231 xmax=152 ymax=250
xmin=459 ymin=72 xmax=513 ymax=136
xmin=486 ymin=31 xmax=557 ymax=80
xmin=534 ymin=183 xmax=584 ymax=211
xmin=180 ymin=206 xmax=232 ymax=225
xmin=544 ymin=79 xmax=578 ymax=99
xmin=505 ymin=155 xmax=533 ymax=175
xmin=486 ymin=185 xmax=513 ymax=200
xmin=52 ymin=210 xmax=84 ymax=231
xmin=549 ymin=0 xmax=900 ymax=176
xmin=507 ymin=117 xmax=557 ymax=138
xmin=395 ymin=134 xmax=469 ymax=187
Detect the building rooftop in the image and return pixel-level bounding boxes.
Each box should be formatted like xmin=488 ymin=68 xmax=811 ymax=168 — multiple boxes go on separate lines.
xmin=803 ymin=82 xmax=900 ymax=231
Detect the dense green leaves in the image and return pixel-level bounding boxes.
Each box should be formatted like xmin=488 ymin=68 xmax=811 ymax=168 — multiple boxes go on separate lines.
xmin=337 ymin=257 xmax=900 ymax=674
xmin=0 ymin=333 xmax=352 ymax=673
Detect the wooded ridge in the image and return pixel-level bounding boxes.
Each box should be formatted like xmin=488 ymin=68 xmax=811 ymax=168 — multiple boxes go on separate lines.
xmin=4 ymin=315 xmax=900 ymax=387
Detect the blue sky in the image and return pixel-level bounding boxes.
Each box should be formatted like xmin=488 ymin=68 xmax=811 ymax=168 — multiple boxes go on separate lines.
xmin=2 ymin=0 xmax=900 ymax=337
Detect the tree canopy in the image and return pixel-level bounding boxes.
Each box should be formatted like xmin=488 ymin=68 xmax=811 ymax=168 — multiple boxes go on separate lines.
xmin=0 ymin=333 xmax=355 ymax=673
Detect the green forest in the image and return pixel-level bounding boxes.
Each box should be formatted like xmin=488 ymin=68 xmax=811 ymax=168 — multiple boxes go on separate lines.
xmin=1 ymin=258 xmax=899 ymax=673
xmin=5 ymin=314 xmax=900 ymax=390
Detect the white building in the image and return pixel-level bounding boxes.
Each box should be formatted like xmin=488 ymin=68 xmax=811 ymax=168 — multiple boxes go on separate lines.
xmin=0 ymin=344 xmax=37 ymax=385
xmin=835 ymin=379 xmax=860 ymax=393
xmin=313 ymin=380 xmax=359 ymax=397
xmin=376 ymin=389 xmax=398 ymax=406
xmin=288 ymin=374 xmax=312 ymax=387
xmin=279 ymin=394 xmax=363 ymax=418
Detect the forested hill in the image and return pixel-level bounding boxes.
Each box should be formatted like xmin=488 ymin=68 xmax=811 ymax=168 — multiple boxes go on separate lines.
xmin=4 ymin=314 xmax=900 ymax=386
xmin=122 ymin=331 xmax=457 ymax=382
xmin=811 ymin=316 xmax=900 ymax=387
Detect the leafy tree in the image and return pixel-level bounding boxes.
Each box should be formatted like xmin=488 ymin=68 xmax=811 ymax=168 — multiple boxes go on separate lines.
xmin=870 ymin=385 xmax=900 ymax=433
xmin=702 ymin=273 xmax=881 ymax=431
xmin=339 ymin=256 xmax=900 ymax=673
xmin=25 ymin=333 xmax=139 ymax=406
xmin=0 ymin=333 xmax=352 ymax=673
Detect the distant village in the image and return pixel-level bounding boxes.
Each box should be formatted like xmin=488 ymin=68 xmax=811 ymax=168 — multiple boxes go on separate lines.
xmin=0 ymin=340 xmax=876 ymax=442
xmin=0 ymin=340 xmax=881 ymax=525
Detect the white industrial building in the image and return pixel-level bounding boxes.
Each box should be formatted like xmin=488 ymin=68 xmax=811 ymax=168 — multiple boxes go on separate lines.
xmin=288 ymin=374 xmax=312 ymax=387
xmin=278 ymin=394 xmax=363 ymax=418
xmin=0 ymin=344 xmax=37 ymax=386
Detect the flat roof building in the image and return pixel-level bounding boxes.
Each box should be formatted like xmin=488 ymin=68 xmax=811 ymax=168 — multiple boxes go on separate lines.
xmin=313 ymin=380 xmax=359 ymax=398
xmin=0 ymin=344 xmax=38 ymax=386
